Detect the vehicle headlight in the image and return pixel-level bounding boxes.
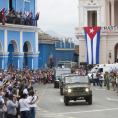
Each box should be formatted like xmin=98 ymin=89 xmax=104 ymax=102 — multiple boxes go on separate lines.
xmin=68 ymin=89 xmax=72 ymax=93
xmin=85 ymin=88 xmax=89 ymax=92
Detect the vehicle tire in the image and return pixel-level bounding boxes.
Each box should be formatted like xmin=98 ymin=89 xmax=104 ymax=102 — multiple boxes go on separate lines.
xmin=87 ymin=96 xmax=92 ymax=105
xmin=60 ymin=88 xmax=63 ymax=95
xmin=64 ymin=96 xmax=69 ymax=106
xmin=54 ymin=83 xmax=56 ymax=88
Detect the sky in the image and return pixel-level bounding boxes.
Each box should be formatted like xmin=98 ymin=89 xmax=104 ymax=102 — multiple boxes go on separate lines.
xmin=37 ymin=0 xmax=78 ymax=38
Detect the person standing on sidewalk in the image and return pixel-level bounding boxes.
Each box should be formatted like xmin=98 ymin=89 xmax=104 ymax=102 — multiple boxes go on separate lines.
xmin=19 ymin=94 xmax=30 ymax=118
xmin=116 ymin=73 xmax=118 ymax=93
xmin=111 ymin=72 xmax=116 ymax=91
xmin=28 ymin=90 xmax=38 ymax=118
xmin=105 ymin=72 xmax=110 ymax=90
xmin=6 ymin=94 xmax=18 ymax=118
xmin=99 ymin=72 xmax=104 ymax=87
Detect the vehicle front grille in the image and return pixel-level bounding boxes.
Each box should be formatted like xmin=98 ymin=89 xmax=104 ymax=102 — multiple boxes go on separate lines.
xmin=72 ymin=87 xmax=85 ymax=92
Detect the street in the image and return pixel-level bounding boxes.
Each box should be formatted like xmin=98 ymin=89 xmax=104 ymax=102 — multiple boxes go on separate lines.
xmin=35 ymin=83 xmax=118 ymax=118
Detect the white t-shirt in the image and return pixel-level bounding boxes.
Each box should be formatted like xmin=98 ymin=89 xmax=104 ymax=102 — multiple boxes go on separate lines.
xmin=23 ymin=88 xmax=28 ymax=95
xmin=19 ymin=98 xmax=30 ymax=111
xmin=27 ymin=96 xmax=38 ymax=108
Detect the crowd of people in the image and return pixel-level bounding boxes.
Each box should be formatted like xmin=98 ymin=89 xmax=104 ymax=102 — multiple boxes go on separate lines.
xmin=0 ymin=8 xmax=39 ymax=26
xmin=90 ymin=71 xmax=118 ymax=93
xmin=0 ymin=67 xmax=55 ymax=118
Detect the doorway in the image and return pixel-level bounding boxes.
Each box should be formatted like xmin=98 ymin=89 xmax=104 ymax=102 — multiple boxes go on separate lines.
xmin=87 ymin=11 xmax=97 ymax=26
xmin=23 ymin=42 xmax=29 ymax=67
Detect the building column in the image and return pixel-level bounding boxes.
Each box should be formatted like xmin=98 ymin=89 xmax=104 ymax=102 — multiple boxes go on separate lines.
xmin=4 ymin=29 xmax=8 ymax=70
xmin=106 ymin=0 xmax=110 ymax=25
xmin=97 ymin=9 xmax=101 ymax=26
xmin=20 ymin=30 xmax=23 ymax=52
xmin=32 ymin=58 xmax=34 ymax=69
xmin=19 ymin=30 xmax=24 ymax=69
xmin=35 ymin=31 xmax=39 ymax=53
xmin=111 ymin=0 xmax=115 ymax=26
xmin=4 ymin=29 xmax=8 ymax=53
xmin=18 ymin=58 xmax=19 ymax=69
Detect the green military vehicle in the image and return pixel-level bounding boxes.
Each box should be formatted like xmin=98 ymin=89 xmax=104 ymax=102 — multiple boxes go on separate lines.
xmin=59 ymin=74 xmax=78 ymax=95
xmin=54 ymin=67 xmax=71 ymax=88
xmin=63 ymin=75 xmax=92 ymax=106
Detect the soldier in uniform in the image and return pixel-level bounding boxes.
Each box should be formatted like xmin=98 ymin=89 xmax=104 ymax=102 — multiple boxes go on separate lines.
xmin=105 ymin=72 xmax=110 ymax=90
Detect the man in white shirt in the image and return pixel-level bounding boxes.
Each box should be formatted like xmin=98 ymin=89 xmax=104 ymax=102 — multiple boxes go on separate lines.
xmin=19 ymin=94 xmax=30 ymax=118
xmin=27 ymin=90 xmax=38 ymax=118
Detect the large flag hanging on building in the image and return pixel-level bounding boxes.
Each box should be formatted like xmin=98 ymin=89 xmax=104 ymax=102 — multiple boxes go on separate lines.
xmin=84 ymin=26 xmax=101 ymax=64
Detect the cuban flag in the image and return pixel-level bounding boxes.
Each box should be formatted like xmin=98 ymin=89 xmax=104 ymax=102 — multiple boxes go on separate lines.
xmin=84 ymin=26 xmax=101 ymax=64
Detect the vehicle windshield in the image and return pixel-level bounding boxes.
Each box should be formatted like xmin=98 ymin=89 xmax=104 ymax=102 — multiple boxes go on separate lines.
xmin=65 ymin=76 xmax=88 ymax=84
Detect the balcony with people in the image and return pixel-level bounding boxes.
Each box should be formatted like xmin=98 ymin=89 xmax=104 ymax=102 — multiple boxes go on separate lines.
xmin=0 ymin=8 xmax=39 ymax=26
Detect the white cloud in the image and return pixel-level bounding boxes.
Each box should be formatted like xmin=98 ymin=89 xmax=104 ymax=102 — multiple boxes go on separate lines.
xmin=37 ymin=0 xmax=78 ymax=37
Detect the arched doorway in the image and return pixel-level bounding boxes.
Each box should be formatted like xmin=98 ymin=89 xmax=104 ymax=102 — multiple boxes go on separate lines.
xmin=114 ymin=43 xmax=118 ymax=62
xmin=23 ymin=41 xmax=32 ymax=68
xmin=8 ymin=40 xmax=18 ymax=69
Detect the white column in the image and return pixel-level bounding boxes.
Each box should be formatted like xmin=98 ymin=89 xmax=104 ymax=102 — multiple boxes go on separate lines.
xmin=2 ymin=59 xmax=4 ymax=69
xmin=111 ymin=0 xmax=115 ymax=26
xmin=20 ymin=31 xmax=23 ymax=53
xmin=84 ymin=9 xmax=88 ymax=26
xmin=32 ymin=58 xmax=34 ymax=69
xmin=35 ymin=31 xmax=38 ymax=53
xmin=97 ymin=9 xmax=101 ymax=26
xmin=4 ymin=29 xmax=8 ymax=53
xmin=18 ymin=59 xmax=19 ymax=69
xmin=78 ymin=0 xmax=80 ymax=26
xmin=107 ymin=0 xmax=110 ymax=25
xmin=35 ymin=0 xmax=37 ymax=14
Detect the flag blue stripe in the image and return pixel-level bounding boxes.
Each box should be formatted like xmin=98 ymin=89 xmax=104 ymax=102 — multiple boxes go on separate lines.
xmin=91 ymin=39 xmax=93 ymax=65
xmin=96 ymin=31 xmax=100 ymax=64
xmin=84 ymin=32 xmax=89 ymax=64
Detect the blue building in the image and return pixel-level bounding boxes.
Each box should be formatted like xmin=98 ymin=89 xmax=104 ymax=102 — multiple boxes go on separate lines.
xmin=55 ymin=40 xmax=75 ymax=64
xmin=38 ymin=33 xmax=76 ymax=68
xmin=0 ymin=0 xmax=39 ymax=70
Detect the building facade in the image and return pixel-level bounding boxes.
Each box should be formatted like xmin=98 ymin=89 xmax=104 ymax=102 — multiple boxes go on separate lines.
xmin=76 ymin=0 xmax=118 ymax=64
xmin=0 ymin=0 xmax=39 ymax=70
xmin=38 ymin=37 xmax=76 ymax=69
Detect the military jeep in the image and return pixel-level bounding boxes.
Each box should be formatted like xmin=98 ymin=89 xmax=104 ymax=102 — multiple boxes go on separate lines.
xmin=63 ymin=75 xmax=92 ymax=106
xmin=59 ymin=74 xmax=78 ymax=95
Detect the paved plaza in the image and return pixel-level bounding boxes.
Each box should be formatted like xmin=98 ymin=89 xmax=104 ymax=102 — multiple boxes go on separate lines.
xmin=35 ymin=83 xmax=118 ymax=118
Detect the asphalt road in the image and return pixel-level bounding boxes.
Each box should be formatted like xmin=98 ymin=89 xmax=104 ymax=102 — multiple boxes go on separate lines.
xmin=35 ymin=83 xmax=118 ymax=118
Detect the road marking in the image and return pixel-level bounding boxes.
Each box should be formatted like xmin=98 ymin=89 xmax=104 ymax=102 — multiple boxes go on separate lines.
xmin=107 ymin=97 xmax=118 ymax=102
xmin=40 ymin=107 xmax=118 ymax=116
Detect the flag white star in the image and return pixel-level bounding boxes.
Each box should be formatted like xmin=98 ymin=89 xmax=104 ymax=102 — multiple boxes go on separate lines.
xmin=90 ymin=28 xmax=94 ymax=34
